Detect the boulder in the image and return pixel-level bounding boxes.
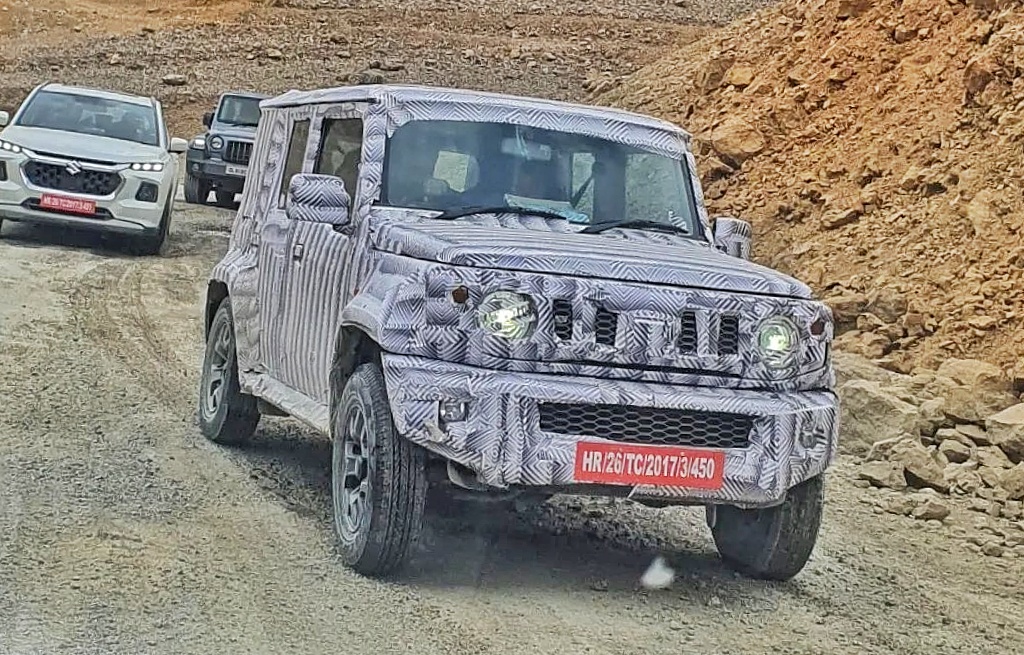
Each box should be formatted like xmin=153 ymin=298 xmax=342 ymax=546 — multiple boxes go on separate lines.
xmin=826 ymin=293 xmax=869 ymax=328
xmin=975 ymin=445 xmax=1014 ymax=470
xmin=710 ymin=118 xmax=765 ymax=165
xmin=943 ymin=386 xmax=1018 ymax=424
xmin=985 ymin=404 xmax=1024 ymax=463
xmin=857 ymin=461 xmax=907 ymax=490
xmin=890 ymin=440 xmax=949 ymax=492
xmin=1000 ymin=464 xmax=1024 ymax=500
xmin=916 ymin=398 xmax=948 ymax=439
xmin=911 ymin=497 xmax=951 ymax=521
xmin=833 ymin=351 xmax=898 ymax=386
xmin=838 ymin=380 xmax=921 ymax=455
xmin=936 ymin=359 xmax=1013 ymax=394
xmin=725 ymin=65 xmax=755 ymax=88
xmin=939 ymin=440 xmax=971 ymax=464
xmin=955 ymin=424 xmax=992 ymax=446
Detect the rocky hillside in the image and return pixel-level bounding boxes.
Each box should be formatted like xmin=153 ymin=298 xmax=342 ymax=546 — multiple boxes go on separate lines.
xmin=597 ymin=0 xmax=1024 ymax=379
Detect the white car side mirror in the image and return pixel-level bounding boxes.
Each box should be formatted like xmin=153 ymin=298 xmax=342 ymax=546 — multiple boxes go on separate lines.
xmin=0 ymin=111 xmax=9 ymax=128
xmin=169 ymin=137 xmax=188 ymax=154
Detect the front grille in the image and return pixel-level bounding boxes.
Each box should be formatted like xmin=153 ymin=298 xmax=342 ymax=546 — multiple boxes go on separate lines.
xmin=23 ymin=161 xmax=121 ymax=196
xmin=594 ymin=308 xmax=617 ymax=346
xmin=678 ymin=311 xmax=698 ymax=353
xmin=718 ymin=315 xmax=740 ymax=355
xmin=223 ymin=140 xmax=253 ymax=165
xmin=539 ymin=402 xmax=753 ymax=449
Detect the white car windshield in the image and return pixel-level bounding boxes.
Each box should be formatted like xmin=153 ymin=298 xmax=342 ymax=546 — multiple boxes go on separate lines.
xmin=15 ymin=90 xmax=160 ymax=147
xmin=382 ymin=119 xmax=701 ymax=236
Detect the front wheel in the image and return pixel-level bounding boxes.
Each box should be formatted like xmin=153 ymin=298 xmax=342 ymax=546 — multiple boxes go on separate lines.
xmin=197 ymin=297 xmax=259 ymax=445
xmin=184 ymin=172 xmax=210 ymax=205
xmin=332 ymin=362 xmax=428 ymax=577
xmin=708 ymin=474 xmax=824 ymax=581
xmin=130 ymin=201 xmax=171 ymax=256
xmin=214 ymin=190 xmax=236 ymax=208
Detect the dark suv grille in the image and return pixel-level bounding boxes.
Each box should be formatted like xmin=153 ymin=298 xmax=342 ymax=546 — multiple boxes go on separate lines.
xmin=223 ymin=140 xmax=253 ymax=165
xmin=539 ymin=402 xmax=753 ymax=449
xmin=23 ymin=161 xmax=121 ymax=196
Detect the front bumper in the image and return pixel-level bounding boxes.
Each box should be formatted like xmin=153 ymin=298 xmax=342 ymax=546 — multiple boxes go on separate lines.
xmin=0 ymin=155 xmax=169 ymax=235
xmin=381 ymin=354 xmax=839 ymax=508
xmin=186 ymin=150 xmax=248 ymax=192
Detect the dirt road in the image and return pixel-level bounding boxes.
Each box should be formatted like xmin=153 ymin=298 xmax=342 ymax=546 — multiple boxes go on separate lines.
xmin=0 ymin=205 xmax=1021 ymax=655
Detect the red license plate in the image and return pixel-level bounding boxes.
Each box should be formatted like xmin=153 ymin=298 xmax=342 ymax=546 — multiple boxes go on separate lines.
xmin=40 ymin=194 xmax=96 ymax=216
xmin=573 ymin=442 xmax=725 ymax=490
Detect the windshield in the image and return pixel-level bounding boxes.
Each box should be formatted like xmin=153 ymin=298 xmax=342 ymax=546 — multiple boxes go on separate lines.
xmin=216 ymin=95 xmax=262 ymax=127
xmin=381 ymin=120 xmax=701 ymax=236
xmin=15 ymin=90 xmax=160 ymax=147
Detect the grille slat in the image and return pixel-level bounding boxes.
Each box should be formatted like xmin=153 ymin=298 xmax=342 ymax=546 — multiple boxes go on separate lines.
xmin=224 ymin=140 xmax=253 ymax=165
xmin=718 ymin=314 xmax=740 ymax=355
xmin=539 ymin=402 xmax=753 ymax=449
xmin=594 ymin=308 xmax=617 ymax=346
xmin=23 ymin=161 xmax=121 ymax=196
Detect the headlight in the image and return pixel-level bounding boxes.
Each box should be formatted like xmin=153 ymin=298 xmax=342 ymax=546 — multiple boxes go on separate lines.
xmin=477 ymin=291 xmax=536 ymax=340
xmin=190 ymin=137 xmax=206 ymax=149
xmin=757 ymin=316 xmax=800 ymax=369
xmin=129 ymin=162 xmax=165 ymax=172
xmin=0 ymin=140 xmax=24 ymax=154
xmin=209 ymin=136 xmax=224 ymax=150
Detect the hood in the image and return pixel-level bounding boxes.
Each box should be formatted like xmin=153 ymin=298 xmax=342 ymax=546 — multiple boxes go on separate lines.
xmin=370 ymin=212 xmax=814 ymax=299
xmin=0 ymin=125 xmax=165 ymax=162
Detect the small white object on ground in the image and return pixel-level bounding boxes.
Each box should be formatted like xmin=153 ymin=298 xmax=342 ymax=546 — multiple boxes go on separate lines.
xmin=640 ymin=556 xmax=675 ymax=589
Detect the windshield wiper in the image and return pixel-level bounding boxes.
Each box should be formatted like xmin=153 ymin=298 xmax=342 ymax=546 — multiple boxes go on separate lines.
xmin=579 ymin=219 xmax=690 ymax=236
xmin=433 ymin=205 xmax=574 ymax=222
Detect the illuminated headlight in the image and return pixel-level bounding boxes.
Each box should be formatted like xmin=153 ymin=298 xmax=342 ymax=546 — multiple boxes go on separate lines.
xmin=209 ymin=136 xmax=224 ymax=150
xmin=477 ymin=291 xmax=536 ymax=340
xmin=129 ymin=162 xmax=165 ymax=172
xmin=0 ymin=140 xmax=23 ymax=154
xmin=756 ymin=316 xmax=800 ymax=369
xmin=190 ymin=136 xmax=206 ymax=149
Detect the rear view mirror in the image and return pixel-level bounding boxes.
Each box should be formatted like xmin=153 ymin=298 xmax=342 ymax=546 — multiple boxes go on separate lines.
xmin=500 ymin=137 xmax=551 ymax=161
xmin=712 ymin=216 xmax=753 ymax=260
xmin=286 ymin=173 xmax=351 ymax=226
xmin=0 ymin=111 xmax=9 ymax=127
xmin=202 ymin=111 xmax=214 ymax=128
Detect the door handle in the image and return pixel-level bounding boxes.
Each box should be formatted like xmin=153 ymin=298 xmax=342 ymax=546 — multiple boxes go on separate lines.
xmin=292 ymin=243 xmax=304 ymax=261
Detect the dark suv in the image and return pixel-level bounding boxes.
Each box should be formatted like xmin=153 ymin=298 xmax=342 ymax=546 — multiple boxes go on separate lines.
xmin=184 ymin=91 xmax=269 ymax=207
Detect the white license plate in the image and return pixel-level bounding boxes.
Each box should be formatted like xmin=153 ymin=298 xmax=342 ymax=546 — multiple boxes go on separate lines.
xmin=225 ymin=165 xmax=248 ymax=176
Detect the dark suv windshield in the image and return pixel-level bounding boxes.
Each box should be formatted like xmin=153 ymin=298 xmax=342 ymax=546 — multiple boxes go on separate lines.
xmin=216 ymin=95 xmax=262 ymax=127
xmin=381 ymin=119 xmax=700 ymax=235
xmin=16 ymin=90 xmax=159 ymax=147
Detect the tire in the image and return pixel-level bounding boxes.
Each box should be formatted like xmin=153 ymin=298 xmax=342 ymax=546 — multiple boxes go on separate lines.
xmin=184 ymin=172 xmax=210 ymax=205
xmin=708 ymin=474 xmax=824 ymax=581
xmin=332 ymin=362 xmax=428 ymax=577
xmin=130 ymin=201 xmax=171 ymax=256
xmin=197 ymin=297 xmax=259 ymax=445
xmin=214 ymin=190 xmax=235 ymax=208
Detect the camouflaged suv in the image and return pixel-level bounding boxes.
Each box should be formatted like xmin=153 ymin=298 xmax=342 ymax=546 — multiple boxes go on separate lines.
xmin=197 ymin=84 xmax=839 ymax=580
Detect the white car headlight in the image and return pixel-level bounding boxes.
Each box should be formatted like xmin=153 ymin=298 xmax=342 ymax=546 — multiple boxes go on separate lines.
xmin=129 ymin=162 xmax=165 ymax=172
xmin=477 ymin=291 xmax=536 ymax=340
xmin=190 ymin=137 xmax=206 ymax=150
xmin=209 ymin=136 xmax=224 ymax=150
xmin=757 ymin=316 xmax=800 ymax=369
xmin=0 ymin=139 xmax=24 ymax=154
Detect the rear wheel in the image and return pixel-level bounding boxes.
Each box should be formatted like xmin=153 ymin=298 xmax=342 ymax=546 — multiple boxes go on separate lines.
xmin=198 ymin=297 xmax=259 ymax=445
xmin=332 ymin=362 xmax=428 ymax=577
xmin=214 ymin=190 xmax=236 ymax=208
xmin=708 ymin=474 xmax=825 ymax=581
xmin=184 ymin=172 xmax=210 ymax=204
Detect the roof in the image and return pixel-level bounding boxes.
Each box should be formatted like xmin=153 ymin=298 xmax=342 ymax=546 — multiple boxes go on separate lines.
xmin=261 ymin=83 xmax=691 ymax=139
xmin=38 ymin=82 xmax=155 ymax=107
xmin=221 ymin=90 xmax=272 ymax=100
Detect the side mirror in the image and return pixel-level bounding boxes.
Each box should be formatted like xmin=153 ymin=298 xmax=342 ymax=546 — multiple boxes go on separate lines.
xmin=286 ymin=173 xmax=351 ymax=226
xmin=712 ymin=216 xmax=753 ymax=260
xmin=0 ymin=111 xmax=9 ymax=127
xmin=168 ymin=137 xmax=188 ymax=154
xmin=202 ymin=111 xmax=214 ymax=128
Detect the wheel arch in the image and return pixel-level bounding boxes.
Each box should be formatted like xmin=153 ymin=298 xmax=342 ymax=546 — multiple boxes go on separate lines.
xmin=329 ymin=324 xmax=383 ymax=408
xmin=204 ymin=280 xmax=230 ymax=339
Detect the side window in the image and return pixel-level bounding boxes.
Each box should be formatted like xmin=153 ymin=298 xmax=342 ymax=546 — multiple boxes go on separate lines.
xmin=314 ymin=117 xmax=363 ymax=198
xmin=278 ymin=118 xmax=310 ymax=207
xmin=432 ymin=150 xmax=476 ymax=193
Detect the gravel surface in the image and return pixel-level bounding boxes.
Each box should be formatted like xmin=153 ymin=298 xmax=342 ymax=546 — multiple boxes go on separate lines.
xmin=1 ymin=1 xmax=1022 ymax=653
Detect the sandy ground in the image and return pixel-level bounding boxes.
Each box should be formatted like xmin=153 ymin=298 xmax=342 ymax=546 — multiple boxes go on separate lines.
xmin=0 ymin=204 xmax=1021 ymax=655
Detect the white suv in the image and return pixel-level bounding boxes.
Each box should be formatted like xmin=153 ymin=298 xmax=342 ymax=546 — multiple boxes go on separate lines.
xmin=0 ymin=83 xmax=188 ymax=254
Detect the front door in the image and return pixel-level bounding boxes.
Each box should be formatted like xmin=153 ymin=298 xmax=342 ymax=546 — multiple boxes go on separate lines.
xmin=275 ymin=105 xmax=367 ymax=402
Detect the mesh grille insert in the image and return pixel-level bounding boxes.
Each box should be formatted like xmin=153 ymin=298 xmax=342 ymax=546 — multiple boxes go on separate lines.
xmin=539 ymin=403 xmax=753 ymax=449
xmin=23 ymin=161 xmax=120 ymax=196
xmin=552 ymin=299 xmax=573 ymax=340
xmin=718 ymin=314 xmax=740 ymax=355
xmin=594 ymin=308 xmax=617 ymax=346
xmin=678 ymin=310 xmax=698 ymax=353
